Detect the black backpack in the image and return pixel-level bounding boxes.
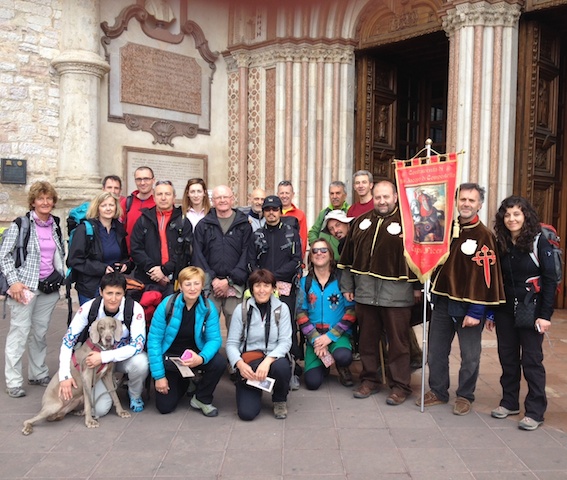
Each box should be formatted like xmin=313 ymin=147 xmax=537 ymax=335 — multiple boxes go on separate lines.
xmin=76 ymin=296 xmax=135 ymax=346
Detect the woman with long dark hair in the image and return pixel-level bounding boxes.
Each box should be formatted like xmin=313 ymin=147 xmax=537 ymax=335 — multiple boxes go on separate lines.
xmin=181 ymin=178 xmax=210 ymax=228
xmin=490 ymin=195 xmax=557 ymax=430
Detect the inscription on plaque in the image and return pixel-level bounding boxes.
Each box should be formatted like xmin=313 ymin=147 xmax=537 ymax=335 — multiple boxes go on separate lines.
xmin=120 ymin=43 xmax=202 ymax=115
xmin=1 ymin=158 xmax=27 ymax=184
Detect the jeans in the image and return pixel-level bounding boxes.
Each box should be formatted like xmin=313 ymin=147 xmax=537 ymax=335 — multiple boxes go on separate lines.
xmin=427 ymin=297 xmax=483 ymax=402
xmin=495 ymin=307 xmax=546 ymax=421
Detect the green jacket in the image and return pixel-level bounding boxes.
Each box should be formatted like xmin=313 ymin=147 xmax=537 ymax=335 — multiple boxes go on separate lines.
xmin=307 ymin=202 xmax=349 ymax=259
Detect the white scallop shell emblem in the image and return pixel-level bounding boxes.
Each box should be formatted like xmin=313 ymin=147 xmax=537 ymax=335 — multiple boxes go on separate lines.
xmin=387 ymin=222 xmax=402 ymax=235
xmin=359 ymin=219 xmax=372 ymax=230
xmin=460 ymin=239 xmax=477 ymax=255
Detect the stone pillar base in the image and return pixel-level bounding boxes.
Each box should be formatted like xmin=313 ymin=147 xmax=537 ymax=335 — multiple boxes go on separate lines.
xmin=55 ymin=176 xmax=102 ymax=208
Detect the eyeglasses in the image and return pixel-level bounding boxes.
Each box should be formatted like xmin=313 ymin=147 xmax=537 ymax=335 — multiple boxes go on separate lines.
xmin=311 ymin=247 xmax=329 ymax=254
xmin=135 ymin=177 xmax=154 ymax=183
xmin=213 ymin=195 xmax=233 ymax=201
xmin=263 ymin=206 xmax=280 ymax=212
xmin=155 ymin=180 xmax=173 ymax=186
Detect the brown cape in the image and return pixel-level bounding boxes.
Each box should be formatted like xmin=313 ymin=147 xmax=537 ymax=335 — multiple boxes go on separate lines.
xmin=431 ymin=217 xmax=505 ymax=305
xmin=338 ymin=207 xmax=417 ymax=281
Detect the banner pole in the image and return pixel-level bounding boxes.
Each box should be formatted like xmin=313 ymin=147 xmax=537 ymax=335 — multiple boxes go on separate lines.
xmin=419 ymin=279 xmax=430 ymax=412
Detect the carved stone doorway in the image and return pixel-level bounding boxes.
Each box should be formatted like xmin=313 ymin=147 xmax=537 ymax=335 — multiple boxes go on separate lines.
xmin=355 ymin=31 xmax=449 ymax=182
xmin=515 ymin=11 xmax=567 ymax=307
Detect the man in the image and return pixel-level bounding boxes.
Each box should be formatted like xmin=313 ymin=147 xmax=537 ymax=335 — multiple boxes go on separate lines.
xmin=59 ymin=272 xmax=148 ymax=413
xmin=249 ymin=195 xmax=302 ymax=385
xmin=239 ymin=188 xmax=266 ymax=232
xmin=347 ymin=170 xmax=374 ymax=218
xmin=420 ymin=183 xmax=505 ymax=415
xmin=192 ymin=185 xmax=252 ymax=330
xmin=308 ymin=181 xmax=350 ymax=259
xmin=339 ymin=181 xmax=420 ymax=405
xmin=321 ymin=209 xmax=354 ymax=257
xmin=130 ymin=181 xmax=192 ymax=297
xmin=102 ymin=175 xmax=123 ymax=198
xmin=120 ymin=166 xmax=156 ymax=252
xmin=277 ymin=180 xmax=307 ymax=257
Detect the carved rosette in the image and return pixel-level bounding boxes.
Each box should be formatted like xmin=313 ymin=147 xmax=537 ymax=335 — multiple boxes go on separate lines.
xmin=51 ymin=50 xmax=110 ymax=78
xmin=124 ymin=114 xmax=199 ymax=147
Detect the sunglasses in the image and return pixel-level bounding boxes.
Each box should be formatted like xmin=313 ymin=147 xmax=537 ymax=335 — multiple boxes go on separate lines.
xmin=263 ymin=206 xmax=280 ymax=212
xmin=311 ymin=247 xmax=329 ymax=254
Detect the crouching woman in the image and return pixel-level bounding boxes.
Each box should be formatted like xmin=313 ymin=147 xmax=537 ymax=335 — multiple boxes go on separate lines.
xmin=147 ymin=266 xmax=225 ymax=416
xmin=226 ymin=269 xmax=292 ymax=420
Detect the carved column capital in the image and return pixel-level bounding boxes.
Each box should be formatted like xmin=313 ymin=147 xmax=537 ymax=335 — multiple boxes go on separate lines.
xmin=52 ymin=50 xmax=110 ymax=78
xmin=442 ymin=1 xmax=521 ymax=35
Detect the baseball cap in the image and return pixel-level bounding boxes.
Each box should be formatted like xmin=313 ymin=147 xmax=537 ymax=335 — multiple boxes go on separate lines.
xmin=322 ymin=210 xmax=354 ymax=232
xmin=262 ymin=195 xmax=282 ymax=210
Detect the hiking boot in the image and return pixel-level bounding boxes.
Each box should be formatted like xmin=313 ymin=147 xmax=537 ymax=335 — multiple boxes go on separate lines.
xmin=386 ymin=392 xmax=407 ymax=406
xmin=337 ymin=366 xmax=354 ymax=387
xmin=28 ymin=376 xmax=51 ymax=387
xmin=453 ymin=397 xmax=471 ymax=416
xmin=353 ymin=383 xmax=380 ymax=399
xmin=6 ymin=386 xmax=26 ymax=398
xmin=273 ymin=401 xmax=287 ymax=419
xmin=518 ymin=416 xmax=543 ymax=431
xmin=416 ymin=390 xmax=446 ymax=407
xmin=190 ymin=395 xmax=218 ymax=417
xmin=491 ymin=405 xmax=520 ymax=419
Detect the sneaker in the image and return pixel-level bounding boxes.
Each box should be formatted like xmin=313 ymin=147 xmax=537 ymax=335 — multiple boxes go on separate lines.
xmin=190 ymin=395 xmax=218 ymax=417
xmin=352 ymin=352 xmax=361 ymax=361
xmin=6 ymin=386 xmax=26 ymax=398
xmin=518 ymin=416 xmax=543 ymax=431
xmin=386 ymin=392 xmax=407 ymax=406
xmin=337 ymin=366 xmax=354 ymax=387
xmin=28 ymin=376 xmax=51 ymax=387
xmin=491 ymin=405 xmax=521 ymax=419
xmin=289 ymin=374 xmax=300 ymax=391
xmin=129 ymin=395 xmax=144 ymax=413
xmin=453 ymin=397 xmax=471 ymax=416
xmin=273 ymin=401 xmax=287 ymax=419
xmin=353 ymin=383 xmax=380 ymax=399
xmin=416 ymin=390 xmax=446 ymax=407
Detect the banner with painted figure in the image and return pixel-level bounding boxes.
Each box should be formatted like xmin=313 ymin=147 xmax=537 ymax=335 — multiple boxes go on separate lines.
xmin=394 ymin=153 xmax=459 ymax=282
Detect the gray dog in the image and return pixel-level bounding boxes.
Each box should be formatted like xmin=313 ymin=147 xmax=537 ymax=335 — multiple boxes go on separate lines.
xmin=22 ymin=316 xmax=131 ymax=435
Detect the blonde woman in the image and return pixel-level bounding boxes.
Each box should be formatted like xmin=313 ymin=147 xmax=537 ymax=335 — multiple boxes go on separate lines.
xmin=67 ymin=192 xmax=131 ymax=304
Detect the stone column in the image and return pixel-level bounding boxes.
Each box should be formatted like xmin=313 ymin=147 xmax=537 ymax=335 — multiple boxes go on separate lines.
xmin=442 ymin=1 xmax=521 ymax=220
xmin=52 ymin=0 xmax=109 ymax=205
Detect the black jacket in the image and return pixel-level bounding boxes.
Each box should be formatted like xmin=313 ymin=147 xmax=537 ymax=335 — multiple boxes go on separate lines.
xmin=67 ymin=219 xmax=131 ymax=298
xmin=130 ymin=206 xmax=192 ymax=286
xmin=192 ymin=208 xmax=252 ymax=287
xmin=250 ymin=221 xmax=302 ymax=283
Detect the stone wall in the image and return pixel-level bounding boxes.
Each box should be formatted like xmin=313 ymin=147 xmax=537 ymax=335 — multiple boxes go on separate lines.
xmin=0 ymin=0 xmax=62 ymax=224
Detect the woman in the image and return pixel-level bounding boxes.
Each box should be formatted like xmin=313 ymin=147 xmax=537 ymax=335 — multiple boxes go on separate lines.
xmin=0 ymin=181 xmax=65 ymax=398
xmin=490 ymin=196 xmax=557 ymax=430
xmin=67 ymin=191 xmax=131 ymax=305
xmin=226 ymin=269 xmax=292 ymax=420
xmin=181 ymin=178 xmax=210 ymax=228
xmin=296 ymin=238 xmax=355 ymax=390
xmin=147 ymin=266 xmax=225 ymax=416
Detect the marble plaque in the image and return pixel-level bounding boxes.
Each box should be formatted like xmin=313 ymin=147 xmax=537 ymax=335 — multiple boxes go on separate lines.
xmin=124 ymin=147 xmax=207 ymax=202
xmin=120 ymin=43 xmax=202 ymax=115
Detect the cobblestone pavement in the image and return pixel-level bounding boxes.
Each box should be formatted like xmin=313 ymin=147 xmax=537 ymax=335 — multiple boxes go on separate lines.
xmin=1 ymin=298 xmax=567 ymax=479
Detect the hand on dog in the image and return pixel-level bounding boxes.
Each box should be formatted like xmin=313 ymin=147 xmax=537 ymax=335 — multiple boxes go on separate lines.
xmin=85 ymin=352 xmax=102 ymax=368
xmin=59 ymin=378 xmax=77 ymax=401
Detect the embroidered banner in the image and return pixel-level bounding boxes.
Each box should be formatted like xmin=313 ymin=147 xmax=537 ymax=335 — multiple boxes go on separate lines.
xmin=394 ymin=153 xmax=459 ymax=282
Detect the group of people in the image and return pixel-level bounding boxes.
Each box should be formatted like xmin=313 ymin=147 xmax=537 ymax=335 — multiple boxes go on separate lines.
xmin=0 ymin=168 xmax=557 ymax=429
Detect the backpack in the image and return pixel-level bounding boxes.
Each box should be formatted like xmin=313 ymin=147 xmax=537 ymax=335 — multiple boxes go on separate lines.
xmin=76 ymin=295 xmax=136 ymax=346
xmin=530 ymin=223 xmax=563 ymax=291
xmin=1 ymin=214 xmax=61 ymax=317
xmin=65 ymin=219 xmax=95 ymax=324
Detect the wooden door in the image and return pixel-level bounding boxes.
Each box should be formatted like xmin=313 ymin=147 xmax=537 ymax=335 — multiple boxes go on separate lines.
xmin=515 ymin=20 xmax=566 ymax=307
